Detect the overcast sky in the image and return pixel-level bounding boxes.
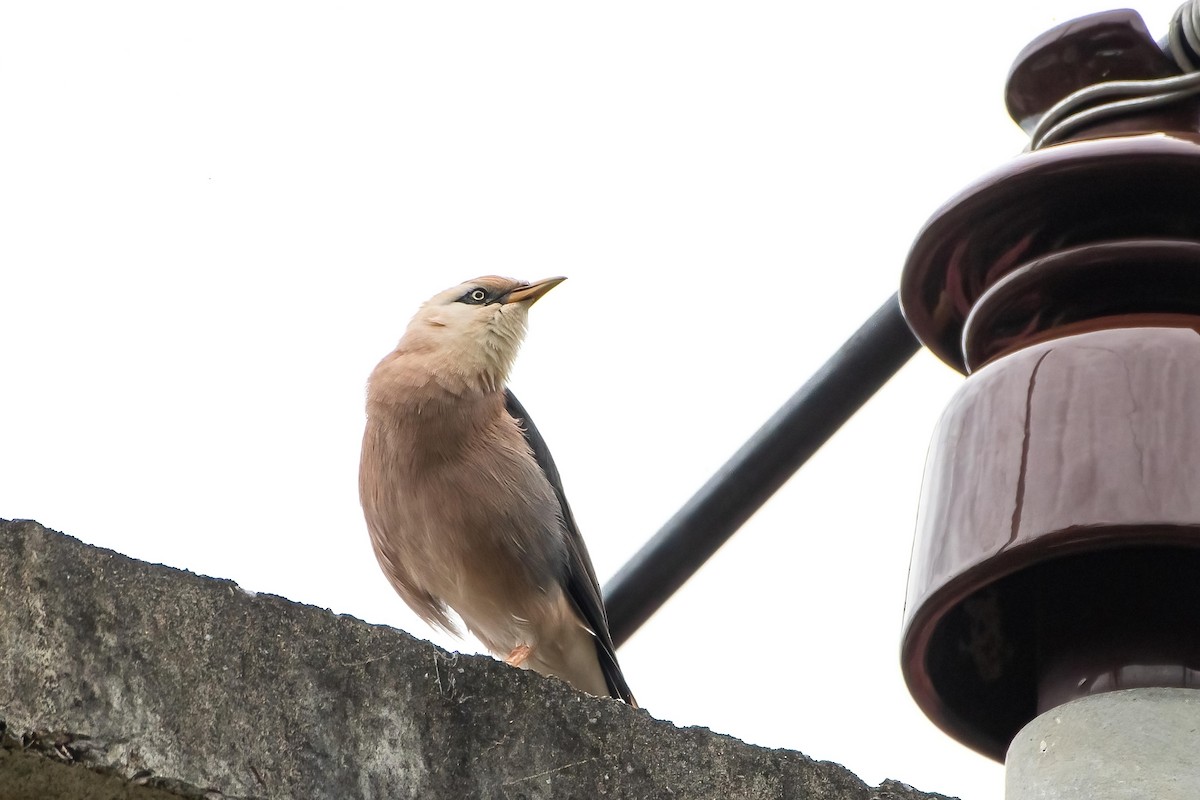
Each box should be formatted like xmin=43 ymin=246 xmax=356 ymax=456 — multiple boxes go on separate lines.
xmin=2 ymin=3 xmax=1185 ymax=798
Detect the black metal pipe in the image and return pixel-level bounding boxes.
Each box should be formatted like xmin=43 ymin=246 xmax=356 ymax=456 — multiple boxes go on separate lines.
xmin=603 ymin=292 xmax=921 ymax=647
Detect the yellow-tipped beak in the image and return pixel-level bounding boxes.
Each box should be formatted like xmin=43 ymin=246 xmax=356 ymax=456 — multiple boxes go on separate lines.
xmin=503 ymin=276 xmax=566 ymax=305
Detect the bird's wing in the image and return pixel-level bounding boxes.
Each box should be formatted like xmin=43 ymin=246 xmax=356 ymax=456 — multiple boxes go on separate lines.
xmin=504 ymin=389 xmax=637 ymax=706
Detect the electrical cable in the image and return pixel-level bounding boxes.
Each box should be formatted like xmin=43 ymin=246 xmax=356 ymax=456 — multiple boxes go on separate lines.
xmin=1030 ymin=0 xmax=1200 ymax=149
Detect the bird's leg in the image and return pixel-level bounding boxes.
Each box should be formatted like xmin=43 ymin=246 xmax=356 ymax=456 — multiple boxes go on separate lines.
xmin=505 ymin=643 xmax=533 ymax=668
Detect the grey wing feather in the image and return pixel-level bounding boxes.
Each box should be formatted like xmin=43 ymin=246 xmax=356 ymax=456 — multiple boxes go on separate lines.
xmin=504 ymin=389 xmax=636 ymax=705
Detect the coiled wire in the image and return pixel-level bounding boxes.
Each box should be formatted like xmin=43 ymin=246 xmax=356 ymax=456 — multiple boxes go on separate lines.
xmin=1029 ymin=0 xmax=1200 ymax=149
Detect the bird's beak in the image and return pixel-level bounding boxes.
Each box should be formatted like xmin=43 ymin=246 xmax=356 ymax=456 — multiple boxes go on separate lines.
xmin=502 ymin=276 xmax=566 ymax=306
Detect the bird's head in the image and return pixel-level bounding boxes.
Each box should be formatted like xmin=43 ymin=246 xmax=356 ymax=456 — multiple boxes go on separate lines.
xmin=397 ymin=275 xmax=565 ymax=392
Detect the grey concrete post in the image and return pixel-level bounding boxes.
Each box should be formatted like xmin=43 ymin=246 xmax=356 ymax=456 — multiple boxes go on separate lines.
xmin=1006 ymin=687 xmax=1200 ymax=799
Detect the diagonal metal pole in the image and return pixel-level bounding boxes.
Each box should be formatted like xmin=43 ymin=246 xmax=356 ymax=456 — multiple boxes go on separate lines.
xmin=603 ymin=292 xmax=921 ymax=647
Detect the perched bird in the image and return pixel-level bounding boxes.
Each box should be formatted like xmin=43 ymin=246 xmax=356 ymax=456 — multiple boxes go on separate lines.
xmin=359 ymin=276 xmax=635 ymax=705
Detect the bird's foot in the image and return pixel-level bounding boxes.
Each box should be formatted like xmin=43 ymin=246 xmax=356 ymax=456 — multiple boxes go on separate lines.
xmin=505 ymin=644 xmax=533 ymax=668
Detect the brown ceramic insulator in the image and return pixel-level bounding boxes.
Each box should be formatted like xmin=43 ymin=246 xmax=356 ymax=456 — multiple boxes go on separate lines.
xmin=902 ymin=324 xmax=1200 ymax=760
xmin=1006 ymin=9 xmax=1184 ymax=135
xmin=961 ymin=239 xmax=1200 ymax=370
xmin=900 ymin=133 xmax=1200 ymax=373
xmin=1033 ymin=549 xmax=1200 ymax=712
xmin=902 ymin=8 xmax=1200 ymax=374
xmin=899 ymin=6 xmax=1200 ymax=765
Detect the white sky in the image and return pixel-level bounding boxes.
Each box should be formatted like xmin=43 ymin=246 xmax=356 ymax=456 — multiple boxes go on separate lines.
xmin=1 ymin=3 xmax=1184 ymax=798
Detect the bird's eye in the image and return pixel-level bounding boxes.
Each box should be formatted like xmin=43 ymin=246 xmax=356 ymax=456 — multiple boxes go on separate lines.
xmin=458 ymin=288 xmax=489 ymax=305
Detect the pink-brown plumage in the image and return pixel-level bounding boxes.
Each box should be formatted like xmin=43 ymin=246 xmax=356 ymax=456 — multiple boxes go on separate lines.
xmin=359 ymin=276 xmax=635 ymax=704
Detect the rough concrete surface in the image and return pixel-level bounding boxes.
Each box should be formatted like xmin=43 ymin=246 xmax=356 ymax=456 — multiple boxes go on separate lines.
xmin=0 ymin=519 xmax=956 ymax=800
xmin=1006 ymin=687 xmax=1200 ymax=800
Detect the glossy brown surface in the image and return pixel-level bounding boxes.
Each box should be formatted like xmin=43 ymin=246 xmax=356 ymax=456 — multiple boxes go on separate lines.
xmin=900 ymin=134 xmax=1200 ymax=373
xmin=901 ymin=7 xmax=1200 ymax=375
xmin=902 ymin=325 xmax=1200 ymax=759
xmin=901 ymin=7 xmax=1200 ymax=763
xmin=1005 ymin=9 xmax=1180 ymax=134
xmin=961 ymin=239 xmax=1200 ymax=370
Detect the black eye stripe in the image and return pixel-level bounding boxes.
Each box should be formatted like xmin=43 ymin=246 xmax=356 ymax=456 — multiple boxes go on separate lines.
xmin=456 ymin=288 xmax=491 ymax=305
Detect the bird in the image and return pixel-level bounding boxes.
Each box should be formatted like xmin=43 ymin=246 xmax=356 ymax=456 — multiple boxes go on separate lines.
xmin=359 ymin=275 xmax=636 ymax=705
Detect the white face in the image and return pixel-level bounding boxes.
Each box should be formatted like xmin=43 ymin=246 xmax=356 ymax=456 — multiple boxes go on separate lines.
xmin=401 ymin=276 xmax=538 ymax=392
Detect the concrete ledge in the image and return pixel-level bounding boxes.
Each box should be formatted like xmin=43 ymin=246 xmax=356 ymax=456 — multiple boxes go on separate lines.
xmin=0 ymin=519 xmax=955 ymax=800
